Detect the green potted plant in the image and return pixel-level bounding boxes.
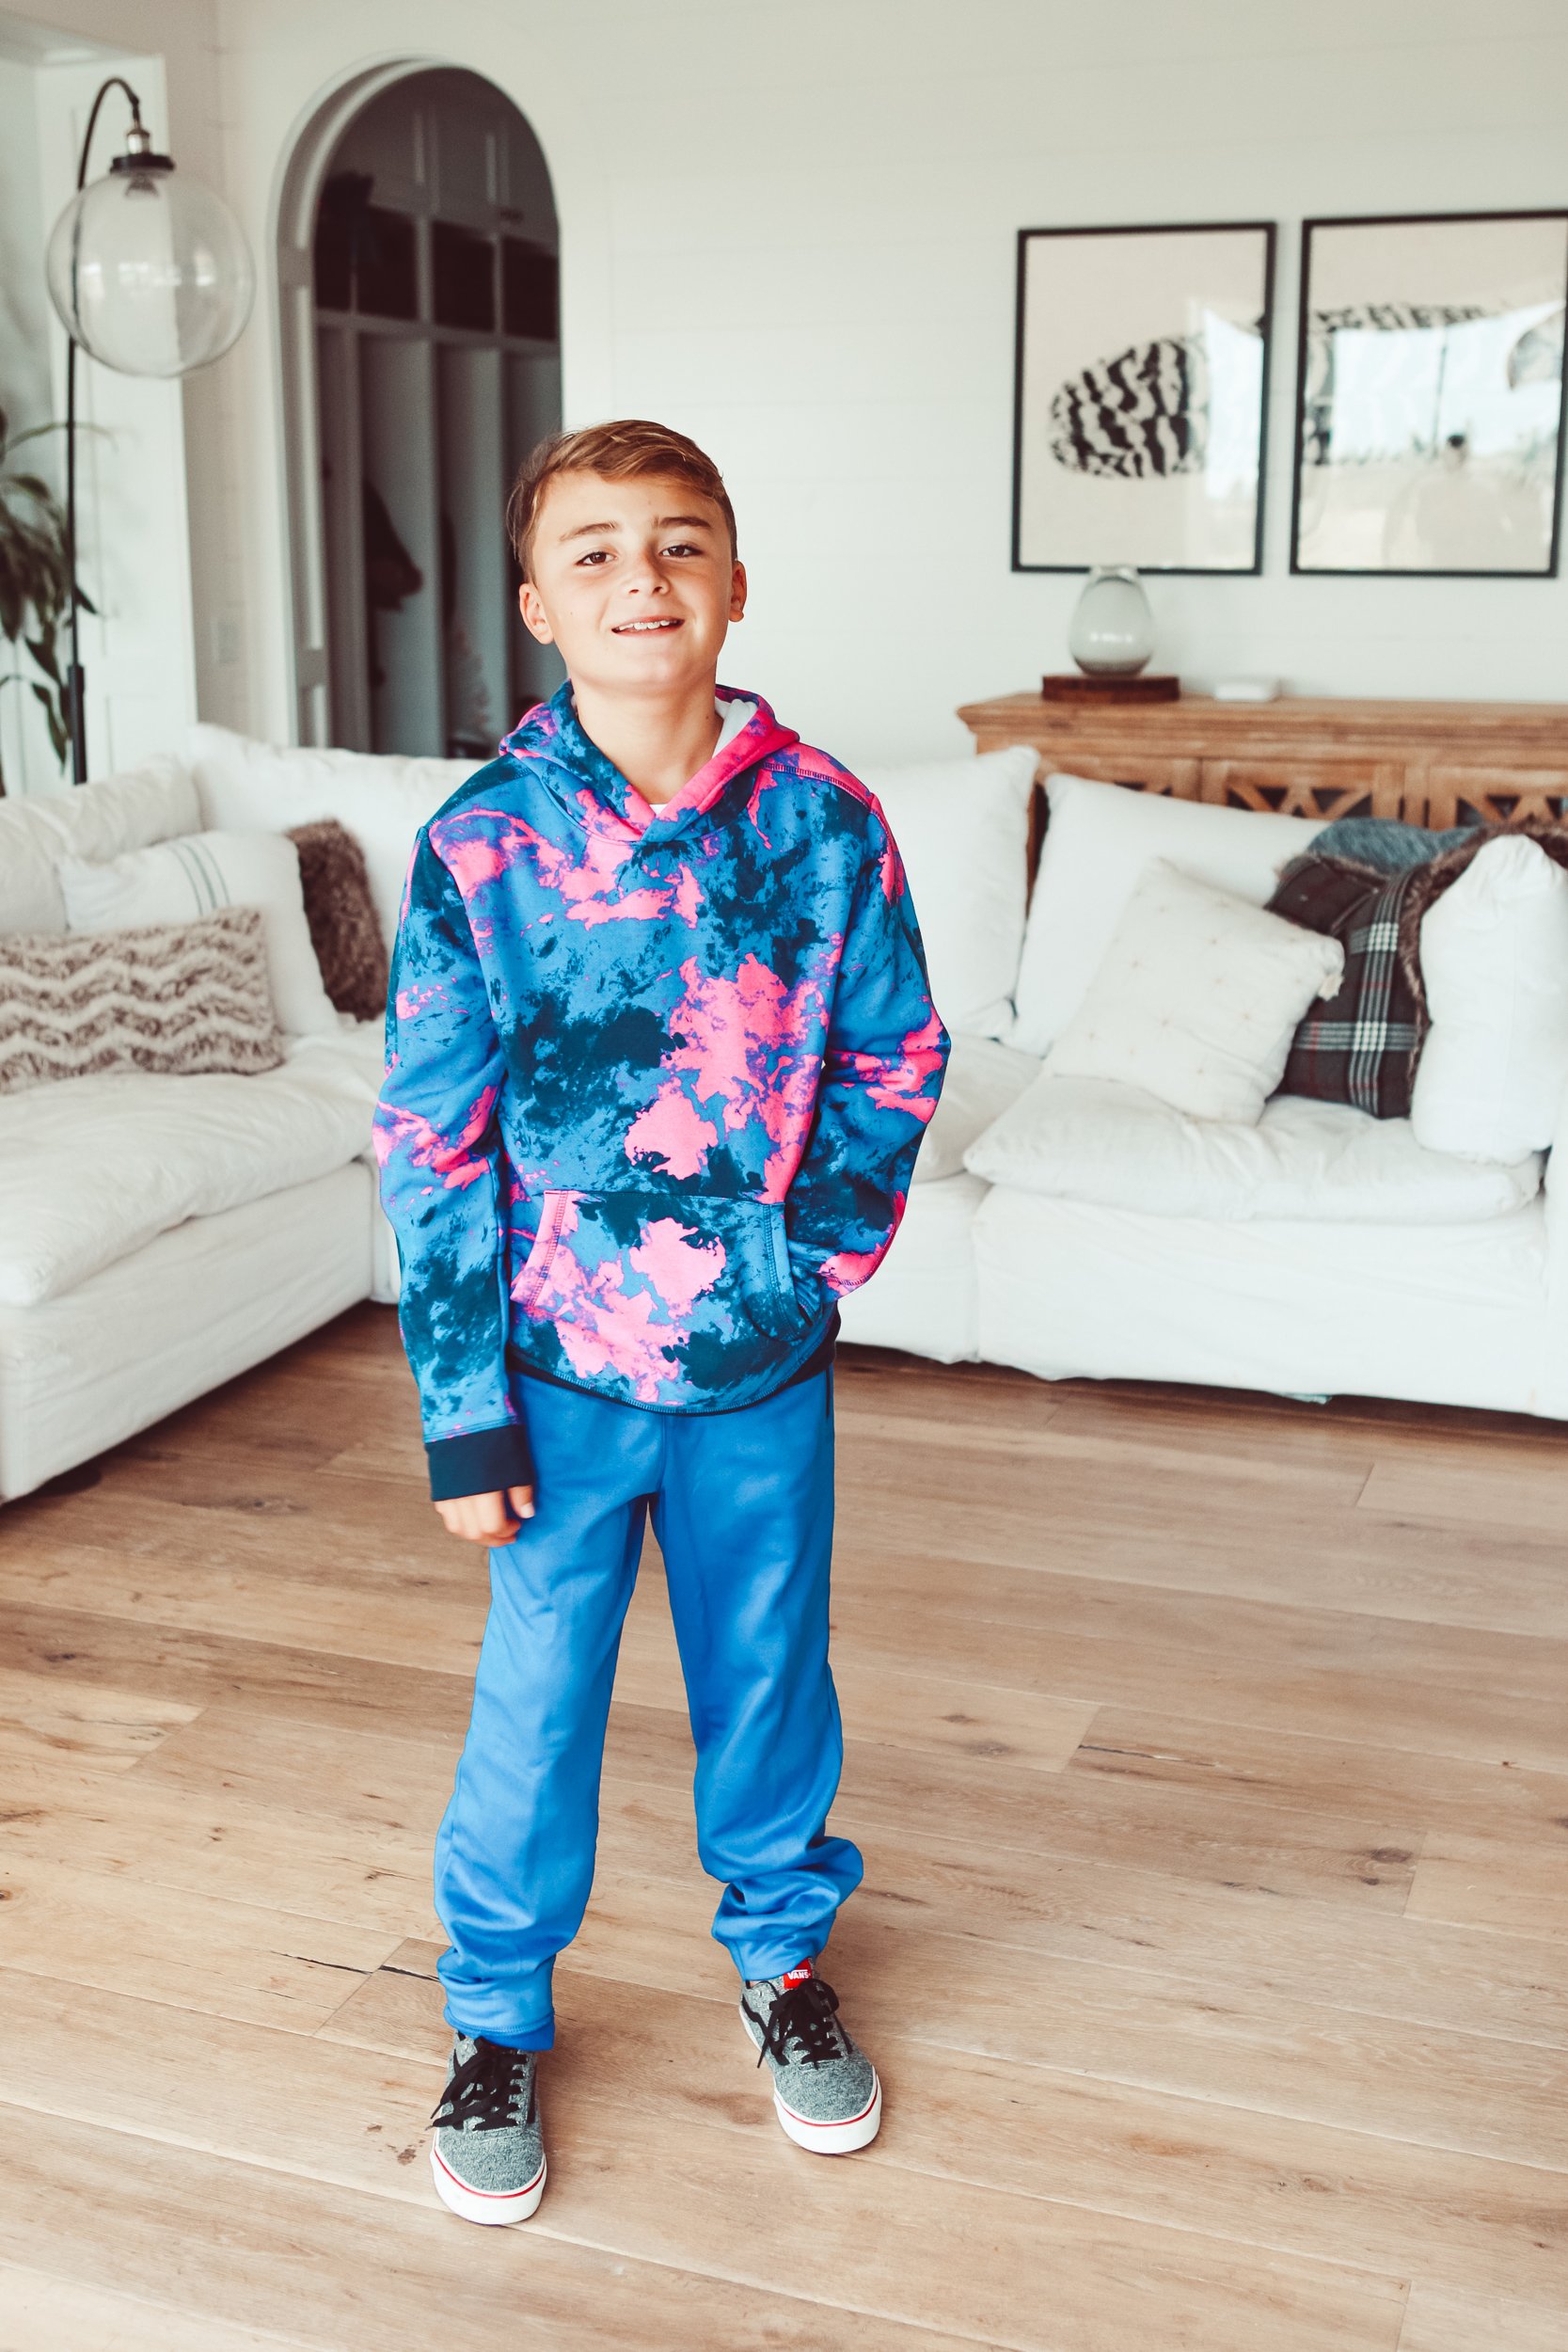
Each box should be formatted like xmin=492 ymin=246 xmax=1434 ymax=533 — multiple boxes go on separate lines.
xmin=0 ymin=404 xmax=90 ymax=796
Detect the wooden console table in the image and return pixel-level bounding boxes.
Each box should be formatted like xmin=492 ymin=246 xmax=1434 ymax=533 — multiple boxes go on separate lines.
xmin=958 ymin=691 xmax=1568 ymax=884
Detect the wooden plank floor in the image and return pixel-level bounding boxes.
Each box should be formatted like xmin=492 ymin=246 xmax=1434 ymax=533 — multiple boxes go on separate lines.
xmin=2 ymin=1304 xmax=1565 ymax=2352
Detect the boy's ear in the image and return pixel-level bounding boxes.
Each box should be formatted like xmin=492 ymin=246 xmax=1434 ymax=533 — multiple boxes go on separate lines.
xmin=729 ymin=561 xmax=747 ymax=624
xmin=519 ymin=580 xmax=556 ymax=644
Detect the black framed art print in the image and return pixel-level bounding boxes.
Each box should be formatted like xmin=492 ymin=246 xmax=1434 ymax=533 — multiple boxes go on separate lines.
xmin=1011 ymin=220 xmax=1275 ymax=574
xmin=1291 ymin=210 xmax=1568 ymax=578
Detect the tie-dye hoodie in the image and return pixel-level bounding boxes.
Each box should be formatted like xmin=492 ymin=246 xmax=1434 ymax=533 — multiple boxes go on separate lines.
xmin=374 ymin=679 xmax=950 ymax=1500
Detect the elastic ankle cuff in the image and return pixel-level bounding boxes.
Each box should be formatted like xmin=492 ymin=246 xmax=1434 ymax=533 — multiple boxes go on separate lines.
xmin=449 ymin=2015 xmax=554 ymax=2052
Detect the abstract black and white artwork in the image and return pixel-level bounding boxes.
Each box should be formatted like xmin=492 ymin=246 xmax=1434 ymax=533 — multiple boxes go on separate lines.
xmin=1291 ymin=212 xmax=1568 ymax=577
xmin=1012 ymin=221 xmax=1275 ymax=573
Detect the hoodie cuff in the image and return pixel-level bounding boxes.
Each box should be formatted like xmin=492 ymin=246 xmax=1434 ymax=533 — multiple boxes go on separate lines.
xmin=425 ymin=1421 xmax=535 ymax=1503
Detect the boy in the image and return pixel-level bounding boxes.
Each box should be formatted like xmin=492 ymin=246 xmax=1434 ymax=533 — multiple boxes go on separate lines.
xmin=374 ymin=419 xmax=949 ymax=2226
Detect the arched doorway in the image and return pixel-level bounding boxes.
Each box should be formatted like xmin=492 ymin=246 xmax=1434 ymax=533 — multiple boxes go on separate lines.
xmin=277 ymin=62 xmax=562 ymax=754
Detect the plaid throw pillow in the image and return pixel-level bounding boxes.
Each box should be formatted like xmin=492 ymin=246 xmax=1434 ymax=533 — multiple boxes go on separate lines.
xmin=1266 ymin=857 xmax=1424 ymax=1120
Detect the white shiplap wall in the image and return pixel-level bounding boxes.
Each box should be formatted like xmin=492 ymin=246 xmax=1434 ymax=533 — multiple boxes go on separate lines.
xmin=14 ymin=0 xmax=1568 ymax=767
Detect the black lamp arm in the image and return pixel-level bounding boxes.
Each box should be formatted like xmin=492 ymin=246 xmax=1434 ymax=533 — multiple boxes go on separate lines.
xmin=65 ymin=74 xmax=146 ymax=784
xmin=75 ymin=76 xmax=145 ymax=192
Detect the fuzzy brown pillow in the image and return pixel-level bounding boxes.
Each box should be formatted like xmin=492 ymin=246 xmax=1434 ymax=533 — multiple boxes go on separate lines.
xmin=285 ymin=819 xmax=389 ymax=1023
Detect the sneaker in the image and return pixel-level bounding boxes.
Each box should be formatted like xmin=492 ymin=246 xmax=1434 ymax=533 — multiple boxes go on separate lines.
xmin=428 ymin=2033 xmax=546 ymax=2225
xmin=739 ymin=1959 xmax=882 ymax=2153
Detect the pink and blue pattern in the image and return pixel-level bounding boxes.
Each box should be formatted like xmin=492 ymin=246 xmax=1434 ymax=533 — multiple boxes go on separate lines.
xmin=374 ymin=680 xmax=950 ymax=1495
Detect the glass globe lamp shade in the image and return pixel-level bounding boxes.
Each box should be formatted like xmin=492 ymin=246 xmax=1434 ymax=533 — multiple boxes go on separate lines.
xmin=46 ymin=162 xmax=255 ymax=376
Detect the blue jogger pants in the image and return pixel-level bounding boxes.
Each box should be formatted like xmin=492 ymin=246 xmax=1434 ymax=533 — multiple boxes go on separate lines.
xmin=432 ymin=1359 xmax=863 ymax=2048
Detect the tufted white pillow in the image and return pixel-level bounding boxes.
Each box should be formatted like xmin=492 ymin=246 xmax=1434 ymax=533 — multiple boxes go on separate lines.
xmin=1009 ymin=771 xmax=1324 ymax=1056
xmin=1044 ymin=860 xmax=1343 ymax=1124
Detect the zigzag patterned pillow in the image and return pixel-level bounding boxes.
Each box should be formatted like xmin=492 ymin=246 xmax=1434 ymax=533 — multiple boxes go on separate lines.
xmin=0 ymin=904 xmax=284 ymax=1096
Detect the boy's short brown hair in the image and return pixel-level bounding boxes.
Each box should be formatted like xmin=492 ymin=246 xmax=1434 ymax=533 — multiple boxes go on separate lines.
xmin=506 ymin=419 xmax=738 ymax=581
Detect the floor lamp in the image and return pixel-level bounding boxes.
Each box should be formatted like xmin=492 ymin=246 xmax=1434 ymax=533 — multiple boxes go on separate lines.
xmin=44 ymin=78 xmax=255 ymax=783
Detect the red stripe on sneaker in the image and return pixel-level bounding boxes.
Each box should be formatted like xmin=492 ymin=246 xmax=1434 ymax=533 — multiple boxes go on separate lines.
xmin=432 ymin=2144 xmax=546 ymax=2200
xmin=778 ymin=2081 xmax=880 ymax=2132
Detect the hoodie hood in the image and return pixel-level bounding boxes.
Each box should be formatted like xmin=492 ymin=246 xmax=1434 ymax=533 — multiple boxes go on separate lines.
xmin=499 ymin=678 xmax=800 ymax=846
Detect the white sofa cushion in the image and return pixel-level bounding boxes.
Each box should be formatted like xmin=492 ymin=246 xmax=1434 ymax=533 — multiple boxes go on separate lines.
xmin=965 ymin=1072 xmax=1543 ymax=1223
xmin=1411 ymin=834 xmax=1568 ymax=1163
xmin=1042 ymin=862 xmax=1343 ymax=1123
xmin=858 ymin=745 xmax=1037 ymax=1041
xmin=912 ymin=1032 xmax=1039 ymax=1182
xmin=0 ymin=1026 xmax=379 ymax=1307
xmin=1011 ymin=771 xmax=1325 ymax=1056
xmin=973 ymin=1183 xmax=1547 ymax=1414
xmin=187 ymin=723 xmax=470 ymax=948
xmin=56 ymin=829 xmax=339 ymax=1040
xmin=0 ymin=755 xmax=198 ymax=935
xmin=0 ymin=1165 xmax=375 ymax=1501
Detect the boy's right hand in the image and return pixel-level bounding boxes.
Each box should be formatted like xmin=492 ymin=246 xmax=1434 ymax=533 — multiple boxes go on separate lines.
xmin=435 ymin=1486 xmax=536 ymax=1543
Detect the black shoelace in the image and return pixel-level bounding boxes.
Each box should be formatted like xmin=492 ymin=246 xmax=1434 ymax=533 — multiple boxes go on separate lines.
xmin=430 ymin=2037 xmax=537 ymax=2132
xmin=752 ymin=1974 xmax=851 ymax=2070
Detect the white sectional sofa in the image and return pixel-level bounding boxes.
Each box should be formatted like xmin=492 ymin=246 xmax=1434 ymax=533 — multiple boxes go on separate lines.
xmin=3 ymin=726 xmax=1562 ymax=1502
xmin=844 ymin=768 xmax=1568 ymax=1424
xmin=0 ymin=729 xmax=488 ymax=1500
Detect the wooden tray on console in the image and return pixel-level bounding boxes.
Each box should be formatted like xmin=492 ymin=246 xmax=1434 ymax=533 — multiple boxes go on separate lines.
xmin=1040 ymin=674 xmax=1180 ymax=704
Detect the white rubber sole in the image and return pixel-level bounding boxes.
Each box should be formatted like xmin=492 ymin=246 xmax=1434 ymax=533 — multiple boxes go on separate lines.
xmin=430 ymin=2138 xmax=546 ymax=2224
xmin=773 ymin=2070 xmax=882 ymax=2153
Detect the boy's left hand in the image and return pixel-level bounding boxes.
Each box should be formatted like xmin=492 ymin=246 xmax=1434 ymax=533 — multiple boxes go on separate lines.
xmin=435 ymin=1486 xmax=536 ymax=1543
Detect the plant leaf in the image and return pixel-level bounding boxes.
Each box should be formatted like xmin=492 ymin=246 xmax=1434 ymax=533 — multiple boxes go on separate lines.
xmin=29 ymin=679 xmax=69 ymax=766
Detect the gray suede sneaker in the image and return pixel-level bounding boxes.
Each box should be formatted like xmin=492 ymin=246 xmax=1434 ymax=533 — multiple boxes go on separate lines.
xmin=428 ymin=2033 xmax=546 ymax=2224
xmin=739 ymin=1960 xmax=882 ymax=2153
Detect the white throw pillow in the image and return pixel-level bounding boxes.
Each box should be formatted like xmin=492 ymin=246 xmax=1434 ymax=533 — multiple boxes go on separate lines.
xmin=964 ymin=1072 xmax=1542 ymax=1223
xmin=56 ymin=830 xmax=339 ymax=1039
xmin=1010 ymin=771 xmax=1324 ymax=1056
xmin=911 ymin=1033 xmax=1040 ymax=1182
xmin=1043 ymin=861 xmax=1343 ymax=1124
xmin=0 ymin=754 xmax=198 ymax=936
xmin=1411 ymin=834 xmax=1568 ymax=1162
xmin=854 ymin=744 xmax=1037 ymax=1041
xmin=186 ymin=723 xmax=475 ymax=950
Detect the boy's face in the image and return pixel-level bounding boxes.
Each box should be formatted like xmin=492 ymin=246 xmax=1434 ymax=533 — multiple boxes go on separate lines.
xmin=518 ymin=469 xmax=746 ymax=698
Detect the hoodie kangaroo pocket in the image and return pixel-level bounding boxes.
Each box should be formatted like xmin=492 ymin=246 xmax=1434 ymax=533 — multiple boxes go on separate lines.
xmin=510 ymin=1188 xmax=805 ymax=1355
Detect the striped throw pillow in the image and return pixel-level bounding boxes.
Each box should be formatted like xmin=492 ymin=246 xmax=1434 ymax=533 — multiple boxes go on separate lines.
xmin=0 ymin=905 xmax=284 ymax=1096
